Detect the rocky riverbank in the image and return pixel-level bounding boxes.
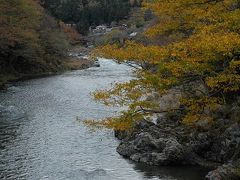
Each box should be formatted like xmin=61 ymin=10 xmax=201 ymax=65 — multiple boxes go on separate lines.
xmin=64 ymin=46 xmax=96 ymax=70
xmin=115 ymin=98 xmax=240 ymax=179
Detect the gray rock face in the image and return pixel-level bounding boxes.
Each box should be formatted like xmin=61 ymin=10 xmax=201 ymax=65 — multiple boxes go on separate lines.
xmin=202 ymin=122 xmax=240 ymax=163
xmin=117 ymin=131 xmax=184 ymax=165
xmin=115 ymin=102 xmax=240 ymax=178
xmin=206 ymin=163 xmax=240 ymax=180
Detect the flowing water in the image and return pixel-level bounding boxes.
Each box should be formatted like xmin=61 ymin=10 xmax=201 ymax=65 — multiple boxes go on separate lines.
xmin=0 ymin=59 xmax=208 ymax=180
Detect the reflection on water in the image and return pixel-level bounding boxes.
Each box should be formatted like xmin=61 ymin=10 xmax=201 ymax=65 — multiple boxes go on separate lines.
xmin=133 ymin=162 xmax=209 ymax=180
xmin=0 ymin=59 xmax=208 ymax=179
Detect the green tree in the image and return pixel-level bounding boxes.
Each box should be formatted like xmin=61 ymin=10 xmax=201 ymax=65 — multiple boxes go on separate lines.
xmin=41 ymin=0 xmax=131 ymax=34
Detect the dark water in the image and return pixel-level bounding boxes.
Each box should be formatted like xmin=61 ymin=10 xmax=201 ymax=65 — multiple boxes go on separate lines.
xmin=0 ymin=59 xmax=208 ymax=180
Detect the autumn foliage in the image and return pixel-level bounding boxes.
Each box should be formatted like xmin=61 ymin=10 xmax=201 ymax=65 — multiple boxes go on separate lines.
xmin=0 ymin=0 xmax=69 ymax=81
xmin=85 ymin=0 xmax=240 ymax=129
xmin=0 ymin=0 xmax=41 ymax=54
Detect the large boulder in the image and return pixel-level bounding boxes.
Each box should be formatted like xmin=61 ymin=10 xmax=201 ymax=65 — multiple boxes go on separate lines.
xmin=117 ymin=131 xmax=184 ymax=165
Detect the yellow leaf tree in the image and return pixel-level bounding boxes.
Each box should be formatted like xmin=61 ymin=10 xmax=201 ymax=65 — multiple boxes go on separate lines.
xmin=85 ymin=0 xmax=240 ymax=129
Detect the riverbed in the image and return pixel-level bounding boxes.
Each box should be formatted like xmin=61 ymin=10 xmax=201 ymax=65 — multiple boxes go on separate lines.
xmin=0 ymin=59 xmax=208 ymax=180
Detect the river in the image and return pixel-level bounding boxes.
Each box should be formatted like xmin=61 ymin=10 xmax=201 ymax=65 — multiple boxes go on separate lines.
xmin=0 ymin=59 xmax=208 ymax=180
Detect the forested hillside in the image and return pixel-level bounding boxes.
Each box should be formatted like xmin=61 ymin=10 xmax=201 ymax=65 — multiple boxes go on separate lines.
xmin=41 ymin=0 xmax=138 ymax=34
xmin=0 ymin=0 xmax=135 ymax=88
xmin=0 ymin=0 xmax=70 ymax=87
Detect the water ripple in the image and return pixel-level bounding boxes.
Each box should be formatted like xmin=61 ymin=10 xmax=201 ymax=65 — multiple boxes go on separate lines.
xmin=0 ymin=59 xmax=208 ymax=180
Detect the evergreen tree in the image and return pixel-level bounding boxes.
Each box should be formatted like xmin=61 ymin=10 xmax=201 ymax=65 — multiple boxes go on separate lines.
xmin=41 ymin=0 xmax=131 ymax=34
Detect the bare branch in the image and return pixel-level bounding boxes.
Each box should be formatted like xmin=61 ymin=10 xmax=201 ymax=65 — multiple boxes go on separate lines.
xmin=139 ymin=106 xmax=185 ymax=114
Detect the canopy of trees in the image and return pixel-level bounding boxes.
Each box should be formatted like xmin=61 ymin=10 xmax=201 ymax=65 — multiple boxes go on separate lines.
xmin=0 ymin=0 xmax=69 ymax=84
xmin=41 ymin=0 xmax=132 ymax=34
xmin=86 ymin=0 xmax=240 ymax=130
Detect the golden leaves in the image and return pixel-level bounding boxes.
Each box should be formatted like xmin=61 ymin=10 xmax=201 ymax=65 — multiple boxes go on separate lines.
xmin=87 ymin=0 xmax=240 ymax=129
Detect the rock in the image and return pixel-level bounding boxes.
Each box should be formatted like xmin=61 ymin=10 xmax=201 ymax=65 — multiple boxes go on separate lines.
xmin=133 ymin=120 xmax=155 ymax=132
xmin=211 ymin=123 xmax=240 ymax=162
xmin=134 ymin=132 xmax=160 ymax=150
xmin=188 ymin=132 xmax=211 ymax=155
xmin=114 ymin=130 xmax=128 ymax=140
xmin=115 ymin=100 xmax=240 ymax=178
xmin=117 ymin=141 xmax=137 ymax=157
xmin=162 ymin=138 xmax=184 ymax=163
xmin=231 ymin=106 xmax=240 ymax=122
xmin=117 ymin=131 xmax=184 ymax=165
xmin=92 ymin=60 xmax=100 ymax=67
xmin=206 ymin=163 xmax=240 ymax=180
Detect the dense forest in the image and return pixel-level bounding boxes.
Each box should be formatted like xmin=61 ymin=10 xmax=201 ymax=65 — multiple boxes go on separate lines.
xmin=41 ymin=0 xmax=138 ymax=34
xmin=0 ymin=0 xmax=71 ymax=87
